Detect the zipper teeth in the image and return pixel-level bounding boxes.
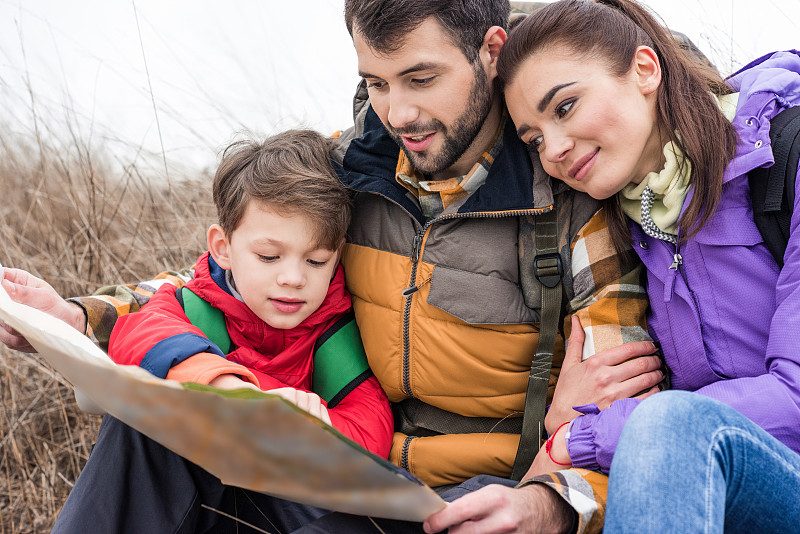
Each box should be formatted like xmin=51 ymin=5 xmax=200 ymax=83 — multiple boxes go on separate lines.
xmin=400 ymin=436 xmax=415 ymax=470
xmin=400 ymin=207 xmax=549 ymax=397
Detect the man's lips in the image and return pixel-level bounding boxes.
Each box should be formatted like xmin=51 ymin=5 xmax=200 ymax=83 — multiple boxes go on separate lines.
xmin=568 ymin=148 xmax=599 ymax=181
xmin=401 ymin=132 xmax=435 ymax=152
xmin=270 ymin=298 xmax=304 ymax=313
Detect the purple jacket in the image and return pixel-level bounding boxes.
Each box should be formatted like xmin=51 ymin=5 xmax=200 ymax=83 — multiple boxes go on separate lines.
xmin=568 ymin=50 xmax=800 ymax=472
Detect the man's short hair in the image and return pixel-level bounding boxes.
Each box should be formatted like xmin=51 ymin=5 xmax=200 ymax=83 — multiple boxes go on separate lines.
xmin=213 ymin=129 xmax=352 ymax=251
xmin=344 ymin=0 xmax=511 ymax=62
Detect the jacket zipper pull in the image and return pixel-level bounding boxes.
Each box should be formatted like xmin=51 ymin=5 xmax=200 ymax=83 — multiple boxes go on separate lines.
xmin=401 ymin=276 xmax=432 ymax=297
xmin=664 ymin=252 xmax=682 ymax=302
xmin=411 ymin=233 xmax=424 ymax=263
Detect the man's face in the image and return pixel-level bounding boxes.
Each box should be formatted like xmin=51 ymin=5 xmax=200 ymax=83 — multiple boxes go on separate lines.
xmin=354 ymin=18 xmax=497 ymax=180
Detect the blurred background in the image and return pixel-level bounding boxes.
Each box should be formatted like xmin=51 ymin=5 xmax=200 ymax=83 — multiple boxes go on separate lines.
xmin=0 ymin=1 xmax=798 ymax=532
xmin=2 ymin=0 xmax=798 ymax=173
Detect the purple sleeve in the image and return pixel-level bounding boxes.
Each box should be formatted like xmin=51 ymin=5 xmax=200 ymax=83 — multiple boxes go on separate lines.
xmin=566 ymin=400 xmax=641 ymax=473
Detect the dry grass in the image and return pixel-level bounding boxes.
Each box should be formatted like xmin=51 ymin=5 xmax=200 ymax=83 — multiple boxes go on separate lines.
xmin=0 ymin=130 xmax=215 ymax=533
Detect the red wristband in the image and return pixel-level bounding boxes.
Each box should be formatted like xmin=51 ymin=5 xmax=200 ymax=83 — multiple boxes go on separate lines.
xmin=545 ymin=421 xmax=572 ymax=466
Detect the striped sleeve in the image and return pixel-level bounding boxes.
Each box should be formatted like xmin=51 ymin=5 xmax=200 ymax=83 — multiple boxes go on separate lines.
xmin=518 ymin=469 xmax=607 ymax=534
xmin=568 ymin=208 xmax=651 ymax=359
xmin=68 ymin=268 xmax=194 ymax=350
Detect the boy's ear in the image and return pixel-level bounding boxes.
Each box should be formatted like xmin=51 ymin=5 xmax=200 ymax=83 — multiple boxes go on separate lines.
xmin=207 ymin=224 xmax=232 ymax=270
xmin=334 ymin=239 xmax=346 ymax=265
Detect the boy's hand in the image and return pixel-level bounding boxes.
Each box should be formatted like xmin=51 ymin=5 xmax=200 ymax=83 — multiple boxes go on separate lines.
xmin=0 ymin=267 xmax=87 ymax=352
xmin=209 ymin=374 xmax=262 ymax=392
xmin=266 ymin=387 xmax=332 ymax=426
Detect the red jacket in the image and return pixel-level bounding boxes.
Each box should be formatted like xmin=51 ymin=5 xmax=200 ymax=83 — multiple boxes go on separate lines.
xmin=109 ymin=252 xmax=393 ymax=457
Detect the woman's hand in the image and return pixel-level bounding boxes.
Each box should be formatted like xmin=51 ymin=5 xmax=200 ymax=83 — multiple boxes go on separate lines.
xmin=0 ymin=267 xmax=86 ymax=352
xmin=266 ymin=387 xmax=332 ymax=426
xmin=546 ymin=316 xmax=663 ymax=434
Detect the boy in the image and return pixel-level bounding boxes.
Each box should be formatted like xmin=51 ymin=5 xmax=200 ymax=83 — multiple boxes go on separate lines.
xmin=108 ymin=129 xmax=392 ymax=457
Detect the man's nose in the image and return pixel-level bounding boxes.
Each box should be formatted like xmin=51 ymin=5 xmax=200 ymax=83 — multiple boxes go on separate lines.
xmin=387 ymin=88 xmax=421 ymax=130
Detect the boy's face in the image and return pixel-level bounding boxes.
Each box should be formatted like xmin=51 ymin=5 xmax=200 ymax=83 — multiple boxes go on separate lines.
xmin=208 ymin=201 xmax=340 ymax=330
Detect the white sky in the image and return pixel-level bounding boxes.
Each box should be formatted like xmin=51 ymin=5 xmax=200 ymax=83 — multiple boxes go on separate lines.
xmin=1 ymin=0 xmax=798 ymax=173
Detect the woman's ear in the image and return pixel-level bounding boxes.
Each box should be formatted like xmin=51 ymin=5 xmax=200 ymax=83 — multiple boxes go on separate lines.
xmin=633 ymin=45 xmax=662 ymax=95
xmin=207 ymin=224 xmax=232 ymax=270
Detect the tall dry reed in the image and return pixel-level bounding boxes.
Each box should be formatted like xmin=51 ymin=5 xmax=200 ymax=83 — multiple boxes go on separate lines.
xmin=0 ymin=130 xmax=214 ymax=533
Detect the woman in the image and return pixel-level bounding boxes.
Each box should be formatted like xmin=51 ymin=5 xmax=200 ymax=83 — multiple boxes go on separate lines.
xmin=498 ymin=0 xmax=800 ymax=531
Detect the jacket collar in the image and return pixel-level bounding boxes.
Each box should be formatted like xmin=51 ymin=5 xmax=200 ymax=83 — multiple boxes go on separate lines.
xmin=336 ymin=104 xmax=552 ymax=224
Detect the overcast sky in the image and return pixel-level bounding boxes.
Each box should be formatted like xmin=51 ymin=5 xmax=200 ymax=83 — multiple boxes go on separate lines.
xmin=1 ymin=0 xmax=798 ymax=172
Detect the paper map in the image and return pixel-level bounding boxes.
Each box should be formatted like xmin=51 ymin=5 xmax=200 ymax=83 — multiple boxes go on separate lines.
xmin=0 ymin=283 xmax=445 ymax=521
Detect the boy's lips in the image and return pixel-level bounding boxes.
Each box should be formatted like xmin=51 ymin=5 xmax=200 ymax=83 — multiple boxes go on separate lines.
xmin=270 ymin=298 xmax=304 ymax=313
xmin=568 ymin=148 xmax=599 ymax=181
xmin=402 ymin=132 xmax=435 ymax=152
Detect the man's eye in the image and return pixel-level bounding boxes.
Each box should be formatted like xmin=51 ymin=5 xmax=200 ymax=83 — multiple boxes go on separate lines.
xmin=365 ymin=80 xmax=387 ymax=90
xmin=556 ymin=99 xmax=574 ymax=118
xmin=411 ymin=76 xmax=435 ymax=86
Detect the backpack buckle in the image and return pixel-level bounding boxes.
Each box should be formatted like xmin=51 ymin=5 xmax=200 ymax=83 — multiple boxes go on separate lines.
xmin=533 ymin=253 xmax=563 ymax=289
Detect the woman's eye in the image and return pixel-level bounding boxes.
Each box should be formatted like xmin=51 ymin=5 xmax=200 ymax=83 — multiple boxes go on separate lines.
xmin=556 ymin=99 xmax=574 ymax=118
xmin=528 ymin=135 xmax=544 ymax=151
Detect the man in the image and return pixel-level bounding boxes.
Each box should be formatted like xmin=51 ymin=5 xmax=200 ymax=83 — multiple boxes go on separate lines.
xmin=0 ymin=1 xmax=662 ymax=532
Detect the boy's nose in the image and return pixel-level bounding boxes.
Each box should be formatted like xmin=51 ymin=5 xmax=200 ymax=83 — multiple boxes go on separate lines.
xmin=277 ymin=265 xmax=305 ymax=288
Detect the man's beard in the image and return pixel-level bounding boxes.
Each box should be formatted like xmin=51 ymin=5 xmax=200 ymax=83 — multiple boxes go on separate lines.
xmin=389 ymin=62 xmax=494 ymax=177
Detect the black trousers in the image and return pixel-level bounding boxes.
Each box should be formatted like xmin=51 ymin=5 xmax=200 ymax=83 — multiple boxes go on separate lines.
xmin=52 ymin=416 xmax=328 ymax=534
xmin=53 ymin=416 xmax=514 ymax=533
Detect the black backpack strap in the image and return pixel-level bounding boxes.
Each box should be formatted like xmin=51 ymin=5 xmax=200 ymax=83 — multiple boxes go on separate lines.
xmin=749 ymin=105 xmax=800 ymax=267
xmin=510 ymin=207 xmax=563 ymax=481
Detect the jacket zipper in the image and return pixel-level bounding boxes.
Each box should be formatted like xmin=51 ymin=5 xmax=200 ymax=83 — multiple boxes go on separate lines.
xmin=400 ymin=207 xmax=551 ymax=397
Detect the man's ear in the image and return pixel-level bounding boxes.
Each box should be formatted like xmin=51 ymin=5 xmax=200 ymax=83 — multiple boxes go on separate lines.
xmin=633 ymin=45 xmax=662 ymax=95
xmin=482 ymin=25 xmax=508 ymax=80
xmin=207 ymin=224 xmax=232 ymax=270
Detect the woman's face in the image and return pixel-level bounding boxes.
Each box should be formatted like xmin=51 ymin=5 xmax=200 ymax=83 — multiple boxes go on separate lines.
xmin=505 ymin=44 xmax=666 ymax=200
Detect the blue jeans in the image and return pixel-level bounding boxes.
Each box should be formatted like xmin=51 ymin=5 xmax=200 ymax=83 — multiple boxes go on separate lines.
xmin=605 ymin=391 xmax=800 ymax=533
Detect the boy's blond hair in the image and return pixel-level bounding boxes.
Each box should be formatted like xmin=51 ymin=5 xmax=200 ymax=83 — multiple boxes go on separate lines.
xmin=213 ymin=129 xmax=352 ymax=251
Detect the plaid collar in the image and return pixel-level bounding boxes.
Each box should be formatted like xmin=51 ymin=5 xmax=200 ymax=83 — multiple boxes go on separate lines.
xmin=396 ymin=114 xmax=507 ymax=220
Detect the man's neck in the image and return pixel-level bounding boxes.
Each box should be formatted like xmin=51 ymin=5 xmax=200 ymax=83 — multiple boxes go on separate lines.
xmin=430 ymin=96 xmax=504 ymax=181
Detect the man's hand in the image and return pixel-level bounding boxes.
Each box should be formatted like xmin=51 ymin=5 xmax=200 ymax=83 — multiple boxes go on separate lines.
xmin=0 ymin=267 xmax=86 ymax=352
xmin=266 ymin=387 xmax=332 ymax=426
xmin=423 ymin=483 xmax=576 ymax=534
xmin=545 ymin=316 xmax=662 ymax=434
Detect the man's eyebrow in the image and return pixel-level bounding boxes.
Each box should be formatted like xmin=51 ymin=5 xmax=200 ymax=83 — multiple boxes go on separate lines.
xmin=538 ymin=82 xmax=576 ymax=112
xmin=358 ymin=62 xmax=441 ymax=79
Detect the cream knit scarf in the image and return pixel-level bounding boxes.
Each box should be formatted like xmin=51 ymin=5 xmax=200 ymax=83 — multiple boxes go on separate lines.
xmin=619 ymin=92 xmax=739 ymax=241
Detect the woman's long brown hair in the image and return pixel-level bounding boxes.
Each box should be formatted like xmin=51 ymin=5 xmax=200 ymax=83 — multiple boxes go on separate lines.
xmin=498 ymin=0 xmax=738 ymax=251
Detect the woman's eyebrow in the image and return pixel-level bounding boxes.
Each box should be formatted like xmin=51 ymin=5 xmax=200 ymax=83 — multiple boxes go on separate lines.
xmin=538 ymin=82 xmax=576 ymax=112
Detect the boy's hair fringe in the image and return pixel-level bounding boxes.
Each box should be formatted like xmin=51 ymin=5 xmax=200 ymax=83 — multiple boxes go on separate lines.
xmin=213 ymin=129 xmax=352 ymax=251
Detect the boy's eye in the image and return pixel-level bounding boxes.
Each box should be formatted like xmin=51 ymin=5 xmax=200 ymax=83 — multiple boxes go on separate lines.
xmin=307 ymin=259 xmax=329 ymax=267
xmin=258 ymin=255 xmax=279 ymax=263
